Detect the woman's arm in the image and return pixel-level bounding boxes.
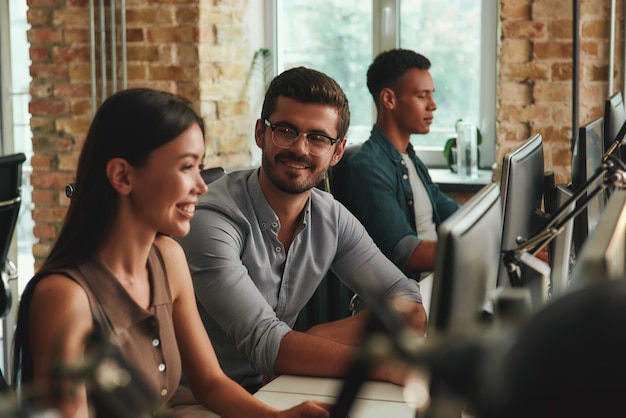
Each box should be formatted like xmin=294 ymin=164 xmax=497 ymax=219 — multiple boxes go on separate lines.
xmin=28 ymin=274 xmax=94 ymax=417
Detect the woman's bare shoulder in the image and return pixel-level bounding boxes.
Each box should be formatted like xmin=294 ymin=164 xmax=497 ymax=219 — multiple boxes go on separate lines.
xmin=154 ymin=234 xmax=186 ymax=260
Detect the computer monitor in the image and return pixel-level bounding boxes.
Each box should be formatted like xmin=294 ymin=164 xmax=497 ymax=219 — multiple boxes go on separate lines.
xmin=429 ymin=183 xmax=502 ymax=334
xmin=498 ymin=134 xmax=546 ymax=287
xmin=569 ymin=189 xmax=626 ymax=289
xmin=548 ymin=184 xmax=576 ymax=298
xmin=603 ymin=91 xmax=626 ymax=156
xmin=571 ymin=117 xmax=605 ymax=256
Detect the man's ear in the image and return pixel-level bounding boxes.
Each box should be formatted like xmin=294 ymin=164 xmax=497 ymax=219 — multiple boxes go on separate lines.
xmin=106 ymin=157 xmax=133 ymax=196
xmin=380 ymin=87 xmax=396 ymax=110
xmin=330 ymin=138 xmax=347 ymax=166
xmin=254 ymin=119 xmax=264 ymax=149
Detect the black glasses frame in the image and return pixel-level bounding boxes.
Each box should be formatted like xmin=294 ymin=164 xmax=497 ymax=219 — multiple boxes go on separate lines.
xmin=263 ymin=119 xmax=340 ymax=156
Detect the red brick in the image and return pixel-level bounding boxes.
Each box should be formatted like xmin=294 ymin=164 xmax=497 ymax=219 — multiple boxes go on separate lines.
xmin=53 ymin=8 xmax=90 ymax=26
xmin=54 ymin=82 xmax=92 ymax=98
xmin=27 ymin=9 xmax=53 ymax=26
xmin=30 ymin=154 xmax=53 ymax=170
xmin=150 ymin=65 xmax=198 ymax=81
xmin=28 ymin=28 xmax=63 ymax=44
xmin=28 ymin=0 xmax=61 ymax=7
xmin=502 ymin=20 xmax=547 ymax=39
xmin=52 ymin=46 xmax=91 ymax=63
xmin=30 ymin=46 xmax=50 ymax=62
xmin=29 ymin=99 xmax=70 ymax=116
xmin=551 ymin=63 xmax=573 ymax=81
xmin=500 ymin=0 xmax=531 ymax=20
xmin=547 ymin=20 xmax=573 ymax=39
xmin=30 ymin=63 xmax=70 ymax=79
xmin=34 ymin=224 xmax=57 ymax=240
xmin=32 ymin=189 xmax=56 ymax=205
xmin=534 ymin=41 xmax=573 ymax=60
xmin=147 ymin=27 xmax=198 ymax=43
xmin=64 ymin=28 xmax=90 ymax=44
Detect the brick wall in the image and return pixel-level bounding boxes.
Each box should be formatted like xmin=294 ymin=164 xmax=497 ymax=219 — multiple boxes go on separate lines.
xmin=25 ymin=0 xmax=625 ymax=267
xmin=27 ymin=0 xmax=254 ymax=268
xmin=498 ymin=0 xmax=624 ymax=184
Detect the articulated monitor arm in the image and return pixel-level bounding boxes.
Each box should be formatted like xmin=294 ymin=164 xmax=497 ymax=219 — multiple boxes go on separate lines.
xmin=502 ymin=154 xmax=626 ymax=288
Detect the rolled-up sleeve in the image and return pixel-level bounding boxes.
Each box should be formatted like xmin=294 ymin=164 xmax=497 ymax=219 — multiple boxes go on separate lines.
xmin=178 ymin=203 xmax=290 ymax=376
xmin=330 ymin=202 xmax=422 ymax=305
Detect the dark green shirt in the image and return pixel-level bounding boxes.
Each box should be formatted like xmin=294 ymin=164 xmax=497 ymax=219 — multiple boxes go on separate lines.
xmin=345 ymin=126 xmax=460 ymax=280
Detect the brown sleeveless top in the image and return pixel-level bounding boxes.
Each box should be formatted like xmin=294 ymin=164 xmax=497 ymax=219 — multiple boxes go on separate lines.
xmin=39 ymin=245 xmax=182 ymax=413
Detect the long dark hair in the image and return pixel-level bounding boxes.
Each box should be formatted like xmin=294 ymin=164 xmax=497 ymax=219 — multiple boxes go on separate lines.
xmin=44 ymin=88 xmax=204 ymax=271
xmin=13 ymin=88 xmax=204 ymax=384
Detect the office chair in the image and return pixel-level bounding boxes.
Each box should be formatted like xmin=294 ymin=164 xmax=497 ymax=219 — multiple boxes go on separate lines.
xmin=327 ymin=144 xmax=361 ymax=208
xmin=0 ymin=152 xmax=25 ymax=317
xmin=200 ymin=166 xmax=226 ymax=185
xmin=0 ymin=152 xmax=26 ymax=389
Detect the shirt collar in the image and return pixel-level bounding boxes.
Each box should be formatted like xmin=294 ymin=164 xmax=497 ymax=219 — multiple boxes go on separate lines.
xmin=369 ymin=125 xmax=417 ymax=162
xmin=247 ymin=168 xmax=311 ymax=232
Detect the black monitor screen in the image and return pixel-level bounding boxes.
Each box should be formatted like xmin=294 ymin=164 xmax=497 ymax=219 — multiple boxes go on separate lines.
xmin=603 ymin=91 xmax=626 ymax=156
xmin=498 ymin=134 xmax=545 ymax=287
xmin=571 ymin=117 xmax=605 ymax=255
xmin=430 ymin=183 xmax=502 ymax=334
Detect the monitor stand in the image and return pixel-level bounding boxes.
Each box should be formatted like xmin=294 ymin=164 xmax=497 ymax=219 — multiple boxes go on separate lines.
xmin=518 ymin=252 xmax=551 ymax=311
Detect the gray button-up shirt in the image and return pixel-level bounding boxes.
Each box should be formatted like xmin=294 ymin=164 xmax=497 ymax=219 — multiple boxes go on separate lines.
xmin=176 ymin=168 xmax=422 ymax=392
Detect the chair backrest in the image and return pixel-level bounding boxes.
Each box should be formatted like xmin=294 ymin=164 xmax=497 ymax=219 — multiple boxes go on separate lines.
xmin=201 ymin=166 xmax=226 ymax=185
xmin=0 ymin=152 xmax=26 ymax=319
xmin=327 ymin=144 xmax=361 ymax=207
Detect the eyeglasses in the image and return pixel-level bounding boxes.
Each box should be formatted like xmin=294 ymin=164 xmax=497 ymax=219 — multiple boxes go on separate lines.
xmin=264 ymin=119 xmax=340 ymax=157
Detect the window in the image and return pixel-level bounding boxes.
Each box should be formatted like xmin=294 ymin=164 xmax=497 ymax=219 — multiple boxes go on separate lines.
xmin=1 ymin=1 xmax=35 ymax=290
xmin=269 ymin=0 xmax=496 ymax=168
xmin=1 ymin=0 xmax=34 ymax=379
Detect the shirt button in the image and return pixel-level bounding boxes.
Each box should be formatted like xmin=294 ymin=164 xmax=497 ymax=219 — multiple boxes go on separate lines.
xmin=271 ymin=221 xmax=278 ymax=228
xmin=261 ymin=222 xmax=267 ymax=228
xmin=161 ymin=389 xmax=168 ymax=397
xmin=401 ymin=160 xmax=406 ymax=165
xmin=402 ymin=174 xmax=408 ymax=180
xmin=152 ymin=338 xmax=160 ymax=347
xmin=275 ymin=247 xmax=281 ymax=253
xmin=158 ymin=363 xmax=166 ymax=372
xmin=408 ymin=200 xmax=413 ymax=206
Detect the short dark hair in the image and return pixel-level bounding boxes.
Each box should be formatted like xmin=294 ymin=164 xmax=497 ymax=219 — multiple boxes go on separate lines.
xmin=366 ymin=49 xmax=431 ymax=107
xmin=261 ymin=66 xmax=350 ymax=139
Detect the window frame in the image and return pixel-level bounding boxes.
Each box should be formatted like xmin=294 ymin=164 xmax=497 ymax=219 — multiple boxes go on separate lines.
xmin=266 ymin=0 xmax=497 ymax=169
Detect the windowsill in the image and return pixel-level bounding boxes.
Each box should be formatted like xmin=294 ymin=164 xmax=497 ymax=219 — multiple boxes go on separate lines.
xmin=429 ymin=168 xmax=494 ymax=193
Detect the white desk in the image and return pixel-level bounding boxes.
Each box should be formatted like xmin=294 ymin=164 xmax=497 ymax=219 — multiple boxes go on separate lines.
xmin=254 ymin=375 xmax=417 ymax=418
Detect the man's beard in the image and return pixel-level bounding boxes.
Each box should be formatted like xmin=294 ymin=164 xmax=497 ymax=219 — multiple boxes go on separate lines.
xmin=261 ymin=138 xmax=329 ymax=195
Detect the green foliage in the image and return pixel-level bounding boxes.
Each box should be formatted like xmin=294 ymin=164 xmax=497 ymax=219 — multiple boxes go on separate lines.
xmin=243 ymin=48 xmax=273 ymax=98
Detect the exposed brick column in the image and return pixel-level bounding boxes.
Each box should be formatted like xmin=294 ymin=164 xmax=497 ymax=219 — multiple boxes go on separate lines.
xmin=498 ymin=0 xmax=624 ymax=185
xmin=26 ymin=0 xmax=252 ymax=268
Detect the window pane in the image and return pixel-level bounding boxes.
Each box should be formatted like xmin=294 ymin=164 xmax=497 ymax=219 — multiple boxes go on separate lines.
xmin=278 ymin=0 xmax=373 ymax=142
xmin=400 ymin=0 xmax=482 ymax=148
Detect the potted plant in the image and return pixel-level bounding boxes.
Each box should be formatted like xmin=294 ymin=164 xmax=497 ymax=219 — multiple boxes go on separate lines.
xmin=443 ymin=118 xmax=482 ymax=172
